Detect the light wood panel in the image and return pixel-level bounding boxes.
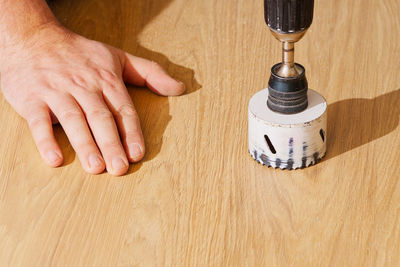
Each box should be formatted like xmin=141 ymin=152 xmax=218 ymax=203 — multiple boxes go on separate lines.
xmin=0 ymin=0 xmax=399 ymax=266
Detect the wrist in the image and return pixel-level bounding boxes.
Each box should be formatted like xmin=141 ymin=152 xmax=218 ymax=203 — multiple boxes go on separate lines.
xmin=0 ymin=0 xmax=65 ymax=62
xmin=0 ymin=22 xmax=72 ymax=69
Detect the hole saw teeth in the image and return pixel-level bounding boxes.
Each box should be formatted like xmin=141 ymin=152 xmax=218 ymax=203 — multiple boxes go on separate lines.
xmin=248 ymin=149 xmax=325 ymax=170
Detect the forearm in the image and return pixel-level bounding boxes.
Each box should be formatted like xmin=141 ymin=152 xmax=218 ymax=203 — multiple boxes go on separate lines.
xmin=0 ymin=0 xmax=59 ymax=55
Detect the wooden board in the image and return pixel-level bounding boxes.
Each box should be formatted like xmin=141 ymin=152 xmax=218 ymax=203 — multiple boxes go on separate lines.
xmin=0 ymin=0 xmax=399 ymax=265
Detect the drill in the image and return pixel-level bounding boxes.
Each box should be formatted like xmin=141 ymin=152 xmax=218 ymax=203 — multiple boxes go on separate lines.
xmin=248 ymin=0 xmax=327 ymax=169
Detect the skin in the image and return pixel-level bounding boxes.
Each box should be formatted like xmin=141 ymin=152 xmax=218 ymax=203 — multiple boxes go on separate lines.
xmin=0 ymin=0 xmax=185 ymax=176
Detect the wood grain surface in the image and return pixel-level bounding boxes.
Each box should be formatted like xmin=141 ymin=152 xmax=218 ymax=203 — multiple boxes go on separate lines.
xmin=1 ymin=0 xmax=400 ymax=266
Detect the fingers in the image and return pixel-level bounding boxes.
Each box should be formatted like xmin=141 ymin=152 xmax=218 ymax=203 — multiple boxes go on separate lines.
xmin=47 ymin=96 xmax=106 ymax=174
xmin=74 ymin=91 xmax=129 ymax=176
xmin=102 ymin=82 xmax=145 ymax=163
xmin=25 ymin=102 xmax=63 ymax=167
xmin=121 ymin=51 xmax=186 ymax=96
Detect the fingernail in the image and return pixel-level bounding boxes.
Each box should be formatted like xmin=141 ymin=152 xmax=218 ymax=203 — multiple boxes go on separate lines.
xmin=129 ymin=143 xmax=143 ymax=160
xmin=112 ymin=156 xmax=128 ymax=171
xmin=47 ymin=151 xmax=61 ymax=164
xmin=88 ymin=154 xmax=104 ymax=169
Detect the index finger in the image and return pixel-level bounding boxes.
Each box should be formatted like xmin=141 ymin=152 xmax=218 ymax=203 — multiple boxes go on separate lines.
xmin=119 ymin=51 xmax=186 ymax=96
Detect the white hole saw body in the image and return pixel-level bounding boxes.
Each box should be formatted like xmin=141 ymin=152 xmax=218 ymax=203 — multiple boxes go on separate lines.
xmin=248 ymin=88 xmax=327 ymax=169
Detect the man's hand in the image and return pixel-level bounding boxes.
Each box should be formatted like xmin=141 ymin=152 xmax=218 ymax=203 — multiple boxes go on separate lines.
xmin=0 ymin=24 xmax=185 ymax=175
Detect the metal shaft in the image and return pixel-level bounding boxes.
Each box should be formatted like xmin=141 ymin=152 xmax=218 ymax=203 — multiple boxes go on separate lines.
xmin=283 ymin=42 xmax=294 ymax=68
xmin=276 ymin=41 xmax=302 ymax=78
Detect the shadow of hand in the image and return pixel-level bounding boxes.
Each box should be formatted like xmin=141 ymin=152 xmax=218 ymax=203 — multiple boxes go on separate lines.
xmin=48 ymin=0 xmax=201 ymax=173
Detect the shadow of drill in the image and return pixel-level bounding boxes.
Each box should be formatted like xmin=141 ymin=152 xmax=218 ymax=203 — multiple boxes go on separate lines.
xmin=326 ymin=89 xmax=400 ymax=160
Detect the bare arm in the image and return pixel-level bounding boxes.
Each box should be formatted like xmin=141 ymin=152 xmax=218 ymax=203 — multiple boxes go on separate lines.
xmin=0 ymin=0 xmax=57 ymax=52
xmin=0 ymin=0 xmax=185 ymax=175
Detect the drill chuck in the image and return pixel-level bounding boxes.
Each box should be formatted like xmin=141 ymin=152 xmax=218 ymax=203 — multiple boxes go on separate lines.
xmin=264 ymin=0 xmax=314 ymax=33
xmin=267 ymin=63 xmax=308 ymax=114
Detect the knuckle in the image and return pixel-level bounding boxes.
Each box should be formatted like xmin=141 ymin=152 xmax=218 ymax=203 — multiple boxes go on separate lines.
xmin=105 ymin=81 xmax=119 ymax=92
xmin=59 ymin=109 xmax=82 ymax=121
xmin=69 ymin=76 xmax=99 ymax=94
xmin=27 ymin=116 xmax=48 ymax=129
xmin=98 ymin=69 xmax=119 ymax=84
xmin=87 ymin=108 xmax=114 ymax=120
xmin=71 ymin=74 xmax=88 ymax=88
xmin=117 ymin=104 xmax=137 ymax=117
